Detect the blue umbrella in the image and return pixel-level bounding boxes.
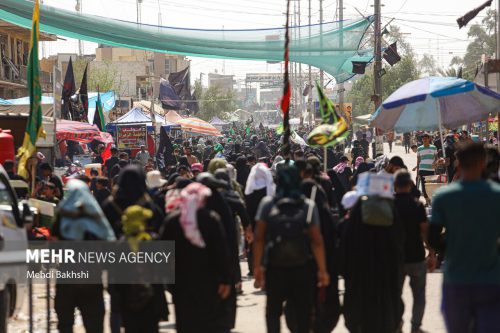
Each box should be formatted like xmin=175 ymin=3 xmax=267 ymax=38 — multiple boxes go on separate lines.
xmin=370 ymin=77 xmax=500 ymax=132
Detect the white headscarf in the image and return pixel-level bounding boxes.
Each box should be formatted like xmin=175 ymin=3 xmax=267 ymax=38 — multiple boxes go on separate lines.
xmin=244 ymin=162 xmax=275 ymax=196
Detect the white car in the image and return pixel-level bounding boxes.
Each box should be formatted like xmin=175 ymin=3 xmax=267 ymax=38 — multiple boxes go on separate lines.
xmin=0 ymin=165 xmax=29 ymax=333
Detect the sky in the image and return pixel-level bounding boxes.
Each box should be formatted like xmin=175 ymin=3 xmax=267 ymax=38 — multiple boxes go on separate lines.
xmin=39 ymin=0 xmax=498 ymax=86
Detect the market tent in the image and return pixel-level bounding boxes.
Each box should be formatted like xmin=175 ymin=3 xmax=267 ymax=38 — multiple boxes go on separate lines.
xmin=176 ymin=117 xmax=223 ymax=137
xmin=56 ymin=119 xmax=113 ymax=144
xmin=133 ymin=100 xmax=165 ymax=115
xmin=165 ymin=110 xmax=183 ymax=123
xmin=113 ymin=107 xmax=152 ymax=124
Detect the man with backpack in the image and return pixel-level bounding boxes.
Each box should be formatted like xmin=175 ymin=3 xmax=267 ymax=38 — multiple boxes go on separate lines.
xmin=253 ymin=164 xmax=329 ymax=333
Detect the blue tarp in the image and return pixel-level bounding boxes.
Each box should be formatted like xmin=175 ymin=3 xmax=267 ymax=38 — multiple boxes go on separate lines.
xmin=0 ymin=91 xmax=115 ymax=113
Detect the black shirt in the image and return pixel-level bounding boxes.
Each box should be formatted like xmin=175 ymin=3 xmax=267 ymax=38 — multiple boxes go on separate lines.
xmin=394 ymin=193 xmax=427 ymax=263
xmin=105 ymin=156 xmax=119 ymax=176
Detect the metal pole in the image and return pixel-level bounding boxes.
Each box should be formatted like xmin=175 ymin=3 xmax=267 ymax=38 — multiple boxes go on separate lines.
xmin=338 ymin=0 xmax=344 ymax=109
xmin=374 ymin=0 xmax=384 ymax=157
xmin=298 ymin=0 xmax=304 ymax=124
xmin=75 ymin=0 xmax=83 ymax=56
xmin=319 ymin=0 xmax=324 ymax=88
xmin=308 ymin=0 xmax=313 ymax=125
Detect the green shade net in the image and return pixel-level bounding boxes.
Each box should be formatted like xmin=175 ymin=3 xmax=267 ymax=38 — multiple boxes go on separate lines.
xmin=0 ymin=0 xmax=373 ymax=83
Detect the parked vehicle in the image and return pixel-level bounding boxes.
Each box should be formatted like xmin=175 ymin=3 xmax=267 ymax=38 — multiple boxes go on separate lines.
xmin=0 ymin=165 xmax=31 ymax=333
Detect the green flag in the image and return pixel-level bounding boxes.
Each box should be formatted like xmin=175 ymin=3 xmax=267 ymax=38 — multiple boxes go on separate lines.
xmin=16 ymin=0 xmax=45 ymax=179
xmin=306 ymin=82 xmax=349 ymax=147
xmin=93 ymin=90 xmax=106 ymax=131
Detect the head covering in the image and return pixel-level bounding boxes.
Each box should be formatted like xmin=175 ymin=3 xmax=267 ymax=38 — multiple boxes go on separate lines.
xmin=245 ymin=162 xmax=275 ymax=196
xmin=191 ymin=163 xmax=203 ymax=173
xmin=341 ymin=190 xmax=361 ymax=209
xmin=333 ymin=159 xmax=349 ymax=174
xmin=115 ymin=165 xmax=147 ymax=207
xmin=208 ymin=158 xmax=227 ymax=174
xmin=165 ymin=182 xmax=212 ymax=248
xmin=146 ymin=170 xmax=167 ymax=189
xmin=58 ymin=179 xmax=115 ymax=240
xmin=355 ymin=156 xmax=365 ymax=168
xmin=36 ymin=152 xmax=45 ymax=160
xmin=271 ymin=155 xmax=284 ymax=171
xmin=275 ymin=165 xmax=302 ymax=199
xmin=214 ymin=143 xmax=224 ymax=152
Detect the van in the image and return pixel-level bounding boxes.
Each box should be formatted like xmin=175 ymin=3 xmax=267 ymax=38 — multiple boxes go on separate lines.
xmin=0 ymin=165 xmax=30 ymax=333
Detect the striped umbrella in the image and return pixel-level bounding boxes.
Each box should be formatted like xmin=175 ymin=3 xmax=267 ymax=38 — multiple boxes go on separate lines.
xmin=176 ymin=117 xmax=223 ymax=137
xmin=370 ymin=77 xmax=500 ymax=132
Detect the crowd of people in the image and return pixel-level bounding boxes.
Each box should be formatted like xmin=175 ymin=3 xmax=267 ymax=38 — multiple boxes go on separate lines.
xmin=2 ymin=124 xmax=500 ymax=333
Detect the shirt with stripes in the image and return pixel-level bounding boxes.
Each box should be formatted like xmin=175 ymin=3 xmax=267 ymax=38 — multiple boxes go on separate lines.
xmin=417 ymin=145 xmax=437 ymax=171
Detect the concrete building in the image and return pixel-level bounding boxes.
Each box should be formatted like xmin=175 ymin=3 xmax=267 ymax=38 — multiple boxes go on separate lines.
xmin=94 ymin=46 xmax=189 ymax=99
xmin=208 ymin=73 xmax=235 ymax=92
xmin=0 ymin=20 xmax=56 ymax=98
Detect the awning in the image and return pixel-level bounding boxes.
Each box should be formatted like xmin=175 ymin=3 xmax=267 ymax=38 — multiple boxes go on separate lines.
xmin=56 ymin=119 xmax=113 ymax=144
xmin=176 ymin=117 xmax=222 ymax=137
xmin=0 ymin=0 xmax=373 ymax=83
xmin=165 ymin=110 xmax=183 ymax=123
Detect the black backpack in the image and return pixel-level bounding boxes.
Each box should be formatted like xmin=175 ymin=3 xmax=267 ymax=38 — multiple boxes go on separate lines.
xmin=265 ymin=197 xmax=313 ymax=268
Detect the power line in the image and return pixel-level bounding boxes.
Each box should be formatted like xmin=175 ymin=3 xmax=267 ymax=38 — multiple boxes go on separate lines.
xmin=395 ymin=21 xmax=469 ymax=42
xmin=384 ymin=17 xmax=459 ymax=27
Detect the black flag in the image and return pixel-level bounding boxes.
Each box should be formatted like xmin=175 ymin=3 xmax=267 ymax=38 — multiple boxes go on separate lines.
xmin=457 ymin=0 xmax=492 ymax=29
xmin=168 ymin=66 xmax=190 ymax=100
xmin=79 ymin=63 xmax=89 ymax=122
xmin=383 ymin=42 xmax=401 ymax=66
xmin=62 ymin=57 xmax=76 ymax=120
xmin=352 ymin=61 xmax=368 ymax=74
xmin=157 ymin=126 xmax=176 ymax=169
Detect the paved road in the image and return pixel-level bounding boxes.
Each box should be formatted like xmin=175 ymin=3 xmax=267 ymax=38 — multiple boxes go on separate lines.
xmin=9 ymin=143 xmax=448 ymax=333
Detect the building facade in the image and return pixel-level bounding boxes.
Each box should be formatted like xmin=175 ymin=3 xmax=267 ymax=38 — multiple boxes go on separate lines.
xmin=0 ymin=20 xmax=55 ymax=98
xmin=94 ymin=46 xmax=189 ymax=99
xmin=208 ymin=73 xmax=235 ymax=92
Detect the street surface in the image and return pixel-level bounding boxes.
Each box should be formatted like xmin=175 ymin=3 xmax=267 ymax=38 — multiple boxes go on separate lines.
xmin=9 ymin=143 xmax=448 ymax=333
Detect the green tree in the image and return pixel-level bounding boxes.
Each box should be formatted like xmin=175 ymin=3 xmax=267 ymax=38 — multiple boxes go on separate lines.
xmin=199 ymin=84 xmax=236 ymax=121
xmin=445 ymin=9 xmax=497 ymax=80
xmin=73 ymin=58 xmax=122 ymax=92
xmin=192 ymin=79 xmax=203 ymax=101
xmin=347 ymin=25 xmax=420 ymax=117
xmin=418 ymin=54 xmax=438 ymax=76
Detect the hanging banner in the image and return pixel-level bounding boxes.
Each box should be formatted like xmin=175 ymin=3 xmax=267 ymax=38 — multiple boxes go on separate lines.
xmin=117 ymin=124 xmax=147 ymax=150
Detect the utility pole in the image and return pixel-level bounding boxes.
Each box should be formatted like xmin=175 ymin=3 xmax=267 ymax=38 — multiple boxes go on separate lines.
xmin=319 ymin=0 xmax=324 ymax=88
xmin=157 ymin=0 xmax=162 ymax=26
xmin=75 ymin=0 xmax=83 ymax=56
xmin=137 ymin=0 xmax=143 ymax=24
xmin=298 ymin=0 xmax=304 ymax=124
xmin=373 ymin=0 xmax=384 ymax=156
xmin=308 ymin=0 xmax=313 ymax=125
xmin=338 ymin=0 xmax=345 ymax=117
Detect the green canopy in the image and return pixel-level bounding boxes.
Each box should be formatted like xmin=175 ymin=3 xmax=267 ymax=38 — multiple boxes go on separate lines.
xmin=0 ymin=0 xmax=373 ymax=82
